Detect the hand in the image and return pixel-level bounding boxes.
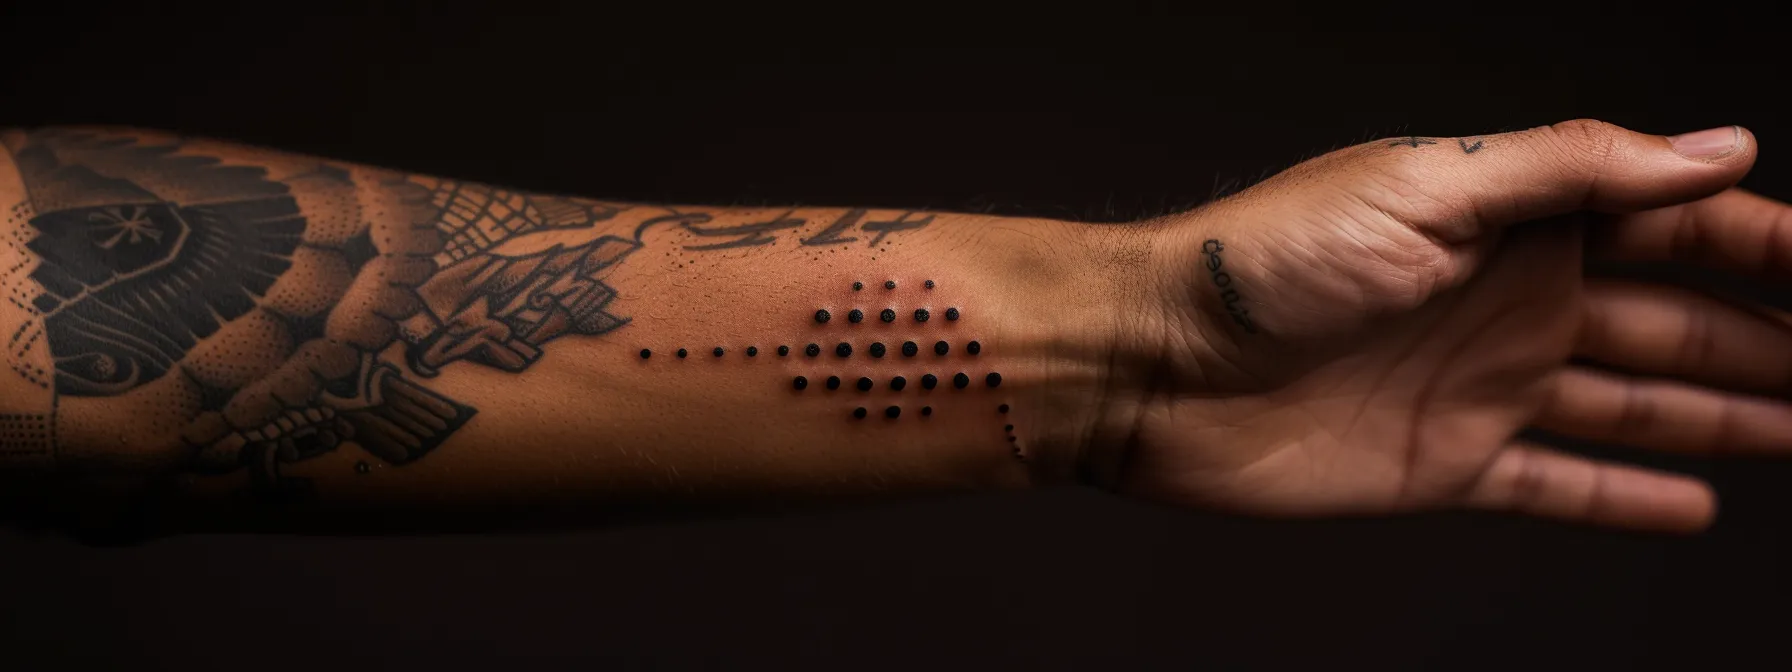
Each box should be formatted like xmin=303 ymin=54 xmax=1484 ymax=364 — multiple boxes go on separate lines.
xmin=1107 ymin=120 xmax=1785 ymax=532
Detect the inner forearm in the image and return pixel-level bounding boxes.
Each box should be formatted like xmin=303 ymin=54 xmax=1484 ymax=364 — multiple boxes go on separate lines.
xmin=0 ymin=127 xmax=1122 ymax=532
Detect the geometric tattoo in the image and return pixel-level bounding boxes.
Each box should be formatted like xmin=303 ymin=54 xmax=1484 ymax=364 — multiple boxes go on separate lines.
xmin=0 ymin=129 xmax=638 ymax=497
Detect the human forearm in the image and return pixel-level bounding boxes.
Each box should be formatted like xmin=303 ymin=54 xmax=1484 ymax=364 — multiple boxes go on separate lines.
xmin=0 ymin=128 xmax=1134 ymax=531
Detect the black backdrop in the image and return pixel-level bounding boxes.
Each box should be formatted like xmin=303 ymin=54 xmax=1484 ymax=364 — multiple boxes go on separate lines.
xmin=2 ymin=4 xmax=1788 ymax=670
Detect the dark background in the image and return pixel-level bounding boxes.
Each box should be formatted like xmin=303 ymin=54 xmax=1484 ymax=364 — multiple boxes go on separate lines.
xmin=2 ymin=4 xmax=1788 ymax=670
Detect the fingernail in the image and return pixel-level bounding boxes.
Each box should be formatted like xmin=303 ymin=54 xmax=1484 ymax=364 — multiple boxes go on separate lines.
xmin=1669 ymin=126 xmax=1741 ymax=158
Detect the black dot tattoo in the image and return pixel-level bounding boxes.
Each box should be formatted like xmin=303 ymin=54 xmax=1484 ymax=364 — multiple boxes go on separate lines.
xmin=778 ymin=345 xmax=790 ymax=356
xmin=921 ymin=374 xmax=938 ymax=389
xmin=806 ymin=343 xmax=821 ymax=357
xmin=914 ymin=308 xmax=930 ymax=322
xmin=953 ymin=372 xmax=970 ymax=389
xmin=890 ymin=376 xmax=907 ymax=391
xmin=639 ymin=349 xmax=651 ymax=359
xmin=902 ymin=341 xmax=918 ymax=357
xmin=924 ymin=280 xmax=935 ymax=289
xmin=880 ymin=308 xmax=896 ymax=323
xmin=921 ymin=406 xmax=933 ymax=416
xmin=677 ymin=348 xmax=688 ymax=358
xmin=814 ymin=309 xmax=832 ymax=324
xmin=869 ymin=342 xmax=886 ymax=357
xmin=853 ymin=281 xmax=864 ymax=291
xmin=998 ymin=404 xmax=1009 ymax=413
xmin=857 ymin=376 xmax=873 ymax=391
xmin=713 ymin=347 xmax=725 ymax=357
xmin=848 ymin=309 xmax=864 ymax=323
xmin=853 ymin=407 xmax=867 ymax=419
xmin=836 ymin=342 xmax=853 ymax=358
xmin=985 ymin=372 xmax=1002 ymax=388
xmin=827 ymin=376 xmax=841 ymax=390
xmin=945 ymin=307 xmax=960 ymax=321
xmin=885 ymin=406 xmax=901 ymax=419
xmin=885 ymin=280 xmax=896 ymax=289
xmin=966 ymin=341 xmax=981 ymax=355
xmin=934 ymin=340 xmax=949 ymax=356
xmin=793 ymin=376 xmax=808 ymax=390
xmin=746 ymin=346 xmax=758 ymax=357
xmin=1005 ymin=424 xmax=1014 ymax=431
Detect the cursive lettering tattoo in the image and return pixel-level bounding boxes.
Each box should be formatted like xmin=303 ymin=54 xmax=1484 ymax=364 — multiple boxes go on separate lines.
xmin=1201 ymin=239 xmax=1258 ymax=334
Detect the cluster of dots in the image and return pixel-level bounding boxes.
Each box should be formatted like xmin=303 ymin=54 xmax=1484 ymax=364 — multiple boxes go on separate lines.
xmin=793 ymin=371 xmax=1001 ymax=420
xmin=638 ymin=339 xmax=981 ymax=361
xmin=816 ymin=279 xmax=958 ymax=325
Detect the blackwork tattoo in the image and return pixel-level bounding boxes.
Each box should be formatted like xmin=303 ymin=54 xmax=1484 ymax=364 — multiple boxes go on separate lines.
xmin=1388 ymin=136 xmax=1437 ymax=148
xmin=1458 ymin=137 xmax=1484 ymax=154
xmin=0 ymin=129 xmax=640 ymax=494
xmin=1200 ymin=239 xmax=1259 ymax=334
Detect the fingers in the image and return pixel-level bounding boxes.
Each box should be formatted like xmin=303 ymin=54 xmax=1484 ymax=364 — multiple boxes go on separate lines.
xmin=1461 ymin=442 xmax=1715 ymax=533
xmin=1590 ymin=188 xmax=1792 ymax=280
xmin=1341 ymin=120 xmax=1755 ymax=242
xmin=1577 ymin=278 xmax=1792 ymax=394
xmin=1536 ymin=367 xmax=1792 ymax=456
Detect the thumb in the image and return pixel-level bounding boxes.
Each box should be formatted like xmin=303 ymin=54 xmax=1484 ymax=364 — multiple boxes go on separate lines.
xmin=1315 ymin=120 xmax=1755 ymax=242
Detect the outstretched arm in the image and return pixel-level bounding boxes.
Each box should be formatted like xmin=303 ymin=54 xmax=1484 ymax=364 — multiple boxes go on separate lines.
xmin=0 ymin=127 xmax=1132 ymax=535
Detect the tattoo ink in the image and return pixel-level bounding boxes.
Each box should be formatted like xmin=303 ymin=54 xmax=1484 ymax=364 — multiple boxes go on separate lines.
xmin=1005 ymin=425 xmax=1014 ymax=431
xmin=836 ymin=342 xmax=853 ymax=358
xmin=815 ymin=309 xmax=832 ymax=324
xmin=880 ymin=308 xmax=896 ymax=323
xmin=678 ymin=348 xmax=689 ymax=359
xmin=922 ymin=374 xmax=938 ymax=390
xmin=848 ymin=309 xmax=865 ymax=323
xmin=857 ymin=376 xmax=873 ymax=391
xmin=944 ymin=307 xmax=960 ymax=321
xmin=640 ymin=349 xmax=652 ymax=359
xmin=998 ymin=404 xmax=1010 ymax=413
xmin=746 ymin=346 xmax=758 ymax=357
xmin=778 ymin=345 xmax=790 ymax=356
xmin=1458 ymin=137 xmax=1484 ymax=154
xmin=885 ymin=280 xmax=897 ymax=290
xmin=921 ymin=406 xmax=933 ymax=416
xmin=934 ymin=341 xmax=949 ymax=356
xmin=863 ymin=212 xmax=935 ymax=246
xmin=806 ymin=344 xmax=821 ymax=357
xmin=924 ymin=280 xmax=935 ymax=289
xmin=853 ymin=281 xmax=864 ymax=291
xmin=682 ymin=210 xmax=805 ymax=250
xmin=985 ymin=373 xmax=1002 ymax=388
xmin=827 ymin=376 xmax=842 ymax=390
xmin=1201 ymin=239 xmax=1260 ymax=334
xmin=793 ymin=376 xmax=808 ymax=390
xmin=800 ymin=208 xmax=866 ymax=246
xmin=966 ymin=341 xmax=980 ymax=355
xmin=902 ymin=341 xmax=918 ymax=357
xmin=953 ymin=373 xmax=970 ymax=389
xmin=1388 ymin=136 xmax=1437 ymax=148
xmin=885 ymin=406 xmax=901 ymax=419
xmin=890 ymin=376 xmax=907 ymax=391
xmin=913 ymin=308 xmax=930 ymax=323
xmin=869 ymin=342 xmax=886 ymax=358
xmin=713 ymin=347 xmax=725 ymax=357
xmin=853 ymin=407 xmax=868 ymax=419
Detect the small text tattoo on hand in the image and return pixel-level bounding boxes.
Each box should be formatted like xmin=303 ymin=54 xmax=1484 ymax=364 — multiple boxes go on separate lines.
xmin=1201 ymin=239 xmax=1260 ymax=334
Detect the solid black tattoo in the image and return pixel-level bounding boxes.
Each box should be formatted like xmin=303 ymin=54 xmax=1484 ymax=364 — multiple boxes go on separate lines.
xmin=883 ymin=280 xmax=896 ymax=290
xmin=879 ymin=308 xmax=895 ymax=323
xmin=902 ymin=341 xmax=917 ymax=357
xmin=798 ymin=208 xmax=865 ymax=246
xmin=890 ymin=376 xmax=906 ymax=391
xmin=863 ymin=212 xmax=935 ymax=247
xmin=848 ymin=309 xmax=864 ymax=323
xmin=920 ymin=406 xmax=931 ymax=416
xmin=777 ymin=345 xmax=790 ymax=356
xmin=913 ymin=308 xmax=929 ymax=322
xmin=998 ymin=404 xmax=1009 ymax=413
xmin=966 ymin=341 xmax=980 ymax=355
xmin=985 ymin=373 xmax=1001 ymax=388
xmin=869 ymin=342 xmax=885 ymax=357
xmin=1200 ymin=239 xmax=1260 ymax=334
xmin=856 ymin=376 xmax=872 ymax=391
xmin=1458 ymin=137 xmax=1484 ymax=154
xmin=853 ymin=407 xmax=867 ymax=419
xmin=678 ymin=348 xmax=689 ymax=358
xmin=713 ymin=347 xmax=724 ymax=357
xmin=746 ymin=346 xmax=758 ymax=357
xmin=921 ymin=374 xmax=938 ymax=389
xmin=923 ymin=280 xmax=934 ymax=289
xmin=852 ymin=281 xmax=863 ymax=291
xmin=805 ymin=343 xmax=820 ymax=356
xmin=884 ymin=406 xmax=900 ymax=419
xmin=835 ymin=342 xmax=852 ymax=358
xmin=826 ymin=375 xmax=841 ymax=390
xmin=953 ymin=373 xmax=970 ymax=389
xmin=814 ymin=309 xmax=831 ymax=324
xmin=639 ymin=349 xmax=651 ymax=359
xmin=934 ymin=340 xmax=949 ymax=356
xmin=792 ymin=376 xmax=808 ymax=390
xmin=944 ymin=307 xmax=959 ymax=321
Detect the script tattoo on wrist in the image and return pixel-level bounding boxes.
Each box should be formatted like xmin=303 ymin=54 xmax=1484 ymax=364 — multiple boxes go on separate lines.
xmin=1201 ymin=239 xmax=1259 ymax=335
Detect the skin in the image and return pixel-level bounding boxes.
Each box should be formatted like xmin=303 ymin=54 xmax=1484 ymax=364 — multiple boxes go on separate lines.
xmin=0 ymin=120 xmax=1782 ymax=536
